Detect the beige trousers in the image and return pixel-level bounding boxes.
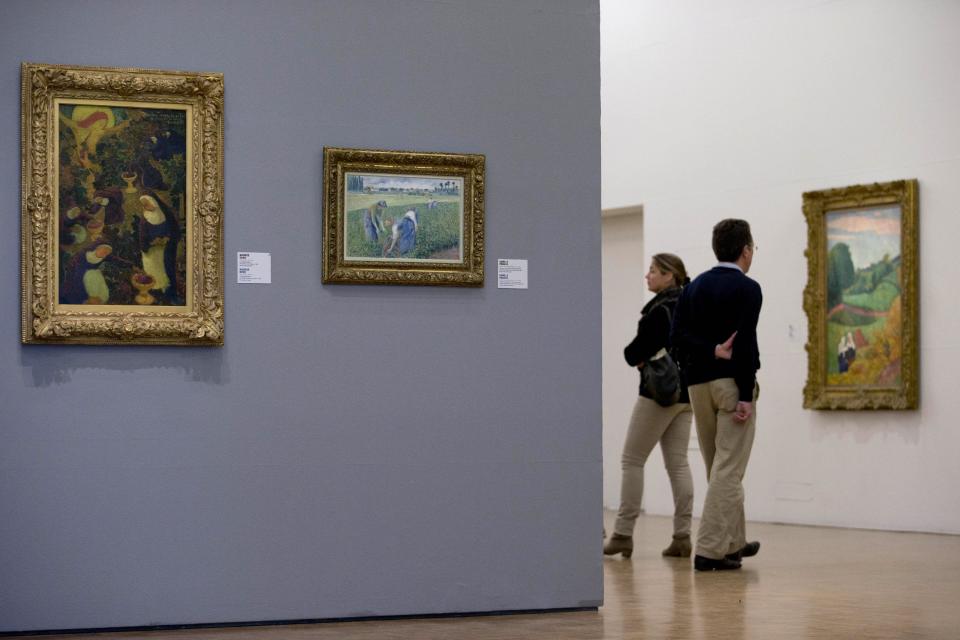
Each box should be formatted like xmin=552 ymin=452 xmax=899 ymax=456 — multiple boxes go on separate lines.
xmin=689 ymin=378 xmax=757 ymax=560
xmin=613 ymin=396 xmax=694 ymax=538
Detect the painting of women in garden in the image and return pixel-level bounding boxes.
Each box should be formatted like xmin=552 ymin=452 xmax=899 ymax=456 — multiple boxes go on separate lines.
xmin=825 ymin=205 xmax=902 ymax=387
xmin=342 ymin=172 xmax=463 ymax=263
xmin=57 ymin=101 xmax=189 ymax=307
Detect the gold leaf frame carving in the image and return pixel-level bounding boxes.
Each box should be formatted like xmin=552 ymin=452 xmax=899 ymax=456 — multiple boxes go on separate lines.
xmin=802 ymin=179 xmax=919 ymax=409
xmin=21 ymin=63 xmax=224 ymax=345
xmin=323 ymin=147 xmax=484 ymax=286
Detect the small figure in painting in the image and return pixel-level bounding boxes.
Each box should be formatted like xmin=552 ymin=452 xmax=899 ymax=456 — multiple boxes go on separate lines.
xmin=363 ymin=200 xmax=388 ymax=242
xmin=837 ymin=332 xmax=858 ymax=373
xmin=131 ymin=154 xmax=168 ymax=191
xmin=382 ymin=209 xmax=418 ymax=257
xmin=150 ymin=129 xmax=186 ymax=160
xmin=62 ymin=222 xmax=88 ymax=248
xmin=60 ymin=205 xmax=91 ymax=248
xmin=837 ymin=329 xmax=866 ymax=373
xmin=845 ymin=331 xmax=857 ymax=365
xmin=61 ymin=244 xmax=116 ymax=304
xmin=138 ymin=194 xmax=181 ymax=301
xmin=93 ymin=188 xmax=126 ymax=226
xmin=837 ymin=334 xmax=849 ymax=373
xmin=59 ymin=106 xmax=131 ymax=160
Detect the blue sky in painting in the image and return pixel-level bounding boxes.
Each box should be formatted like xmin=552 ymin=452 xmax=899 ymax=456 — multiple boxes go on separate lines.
xmin=353 ymin=174 xmax=462 ymax=191
xmin=826 ymin=205 xmax=901 ymax=270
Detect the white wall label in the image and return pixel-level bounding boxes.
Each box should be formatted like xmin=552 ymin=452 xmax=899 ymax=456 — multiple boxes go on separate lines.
xmin=237 ymin=252 xmax=271 ymax=284
xmin=497 ymin=258 xmax=528 ymax=289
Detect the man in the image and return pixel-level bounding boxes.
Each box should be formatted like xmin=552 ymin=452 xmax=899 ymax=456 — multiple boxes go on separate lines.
xmin=363 ymin=200 xmax=388 ymax=242
xmin=672 ymin=219 xmax=762 ymax=571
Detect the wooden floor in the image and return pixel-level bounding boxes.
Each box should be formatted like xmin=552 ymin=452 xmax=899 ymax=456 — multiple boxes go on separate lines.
xmin=20 ymin=513 xmax=960 ymax=640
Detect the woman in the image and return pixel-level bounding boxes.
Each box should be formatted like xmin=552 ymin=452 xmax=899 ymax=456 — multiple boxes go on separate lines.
xmin=604 ymin=253 xmax=694 ymax=559
xmin=382 ymin=209 xmax=418 ymax=257
xmin=60 ymin=244 xmax=115 ymax=304
xmin=138 ymin=194 xmax=181 ymax=302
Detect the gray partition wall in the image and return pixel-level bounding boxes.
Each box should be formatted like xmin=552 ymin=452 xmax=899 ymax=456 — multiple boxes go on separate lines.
xmin=0 ymin=0 xmax=601 ymax=633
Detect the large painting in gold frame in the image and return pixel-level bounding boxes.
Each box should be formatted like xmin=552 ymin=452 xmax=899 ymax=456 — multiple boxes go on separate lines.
xmin=802 ymin=179 xmax=918 ymax=409
xmin=21 ymin=63 xmax=224 ymax=345
xmin=323 ymin=147 xmax=484 ymax=286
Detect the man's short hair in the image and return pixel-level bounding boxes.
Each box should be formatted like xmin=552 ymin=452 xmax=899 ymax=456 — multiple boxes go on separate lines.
xmin=712 ymin=219 xmax=753 ymax=263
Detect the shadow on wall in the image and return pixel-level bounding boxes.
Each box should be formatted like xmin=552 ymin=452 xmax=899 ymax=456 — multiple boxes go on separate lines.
xmin=19 ymin=344 xmax=227 ymax=387
xmin=808 ymin=410 xmax=921 ymax=446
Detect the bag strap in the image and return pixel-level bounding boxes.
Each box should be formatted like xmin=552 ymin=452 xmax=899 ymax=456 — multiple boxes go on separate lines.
xmin=661 ymin=303 xmax=672 ymax=326
xmin=655 ymin=302 xmax=681 ymax=368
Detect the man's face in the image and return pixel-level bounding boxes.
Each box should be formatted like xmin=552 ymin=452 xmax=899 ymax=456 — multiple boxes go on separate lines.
xmin=742 ymin=242 xmax=756 ymax=273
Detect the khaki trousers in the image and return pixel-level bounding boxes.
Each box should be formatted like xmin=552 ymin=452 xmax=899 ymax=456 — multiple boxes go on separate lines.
xmin=613 ymin=396 xmax=694 ymax=538
xmin=688 ymin=378 xmax=757 ymax=559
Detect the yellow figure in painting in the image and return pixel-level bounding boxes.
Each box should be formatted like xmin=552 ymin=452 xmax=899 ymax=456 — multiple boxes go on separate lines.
xmin=138 ymin=194 xmax=178 ymax=295
xmin=61 ymin=105 xmax=120 ymax=154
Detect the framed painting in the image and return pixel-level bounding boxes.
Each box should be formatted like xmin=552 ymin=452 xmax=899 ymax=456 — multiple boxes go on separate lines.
xmin=21 ymin=63 xmax=224 ymax=345
xmin=322 ymin=147 xmax=484 ymax=286
xmin=802 ymin=179 xmax=919 ymax=409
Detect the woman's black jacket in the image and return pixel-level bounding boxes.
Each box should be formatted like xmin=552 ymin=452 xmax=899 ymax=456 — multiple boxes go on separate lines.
xmin=623 ymin=286 xmax=689 ymax=403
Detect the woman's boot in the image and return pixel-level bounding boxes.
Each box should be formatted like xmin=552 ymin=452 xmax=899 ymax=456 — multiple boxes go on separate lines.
xmin=661 ymin=534 xmax=692 ymax=557
xmin=603 ymin=533 xmax=633 ymax=558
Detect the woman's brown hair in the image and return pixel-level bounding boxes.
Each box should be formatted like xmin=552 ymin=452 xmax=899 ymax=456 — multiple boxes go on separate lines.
xmin=651 ymin=253 xmax=689 ymax=287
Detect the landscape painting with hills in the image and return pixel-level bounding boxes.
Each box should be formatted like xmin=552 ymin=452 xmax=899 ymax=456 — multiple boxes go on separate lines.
xmin=825 ymin=205 xmax=903 ymax=387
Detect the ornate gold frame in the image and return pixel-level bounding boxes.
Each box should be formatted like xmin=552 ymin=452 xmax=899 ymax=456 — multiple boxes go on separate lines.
xmin=802 ymin=179 xmax=919 ymax=409
xmin=323 ymin=147 xmax=484 ymax=286
xmin=21 ymin=63 xmax=224 ymax=345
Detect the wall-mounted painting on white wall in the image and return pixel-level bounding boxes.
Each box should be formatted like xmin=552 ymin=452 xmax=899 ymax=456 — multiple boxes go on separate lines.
xmin=802 ymin=179 xmax=919 ymax=409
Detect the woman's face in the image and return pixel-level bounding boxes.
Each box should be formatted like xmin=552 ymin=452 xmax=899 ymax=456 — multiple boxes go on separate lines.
xmin=645 ymin=261 xmax=675 ymax=294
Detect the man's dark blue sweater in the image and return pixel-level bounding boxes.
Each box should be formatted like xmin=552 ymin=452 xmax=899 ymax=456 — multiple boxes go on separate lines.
xmin=671 ymin=266 xmax=762 ymax=402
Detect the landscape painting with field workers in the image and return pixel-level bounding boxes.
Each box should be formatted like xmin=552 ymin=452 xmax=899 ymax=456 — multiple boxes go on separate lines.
xmin=825 ymin=205 xmax=902 ymax=387
xmin=343 ymin=172 xmax=463 ymax=263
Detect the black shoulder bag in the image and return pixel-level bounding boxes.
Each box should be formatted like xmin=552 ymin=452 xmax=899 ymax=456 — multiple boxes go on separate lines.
xmin=641 ymin=305 xmax=681 ymax=407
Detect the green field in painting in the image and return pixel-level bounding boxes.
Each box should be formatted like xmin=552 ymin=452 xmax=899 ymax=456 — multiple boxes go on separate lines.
xmin=345 ymin=200 xmax=461 ymax=260
xmin=825 ymin=251 xmax=902 ymax=380
xmin=842 ymin=279 xmax=899 ymax=312
xmin=346 ymin=193 xmax=459 ymax=210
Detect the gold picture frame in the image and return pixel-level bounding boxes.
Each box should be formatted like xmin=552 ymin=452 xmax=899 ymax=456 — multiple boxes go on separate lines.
xmin=323 ymin=147 xmax=484 ymax=286
xmin=21 ymin=62 xmax=224 ymax=345
xmin=802 ymin=179 xmax=919 ymax=409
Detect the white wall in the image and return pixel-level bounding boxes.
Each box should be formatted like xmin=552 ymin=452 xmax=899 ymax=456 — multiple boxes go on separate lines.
xmin=602 ymin=0 xmax=960 ymax=534
xmin=601 ymin=208 xmax=647 ymax=510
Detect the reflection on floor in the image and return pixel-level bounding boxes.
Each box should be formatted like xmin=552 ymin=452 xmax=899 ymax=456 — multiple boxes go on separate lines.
xmin=24 ymin=513 xmax=960 ymax=640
